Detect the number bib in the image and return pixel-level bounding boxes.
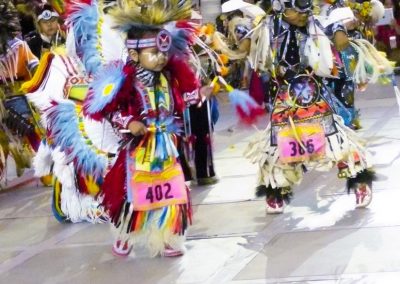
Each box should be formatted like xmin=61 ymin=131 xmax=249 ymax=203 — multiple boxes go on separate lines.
xmin=277 ymin=123 xmax=326 ymax=163
xmin=127 ymin=150 xmax=187 ymax=211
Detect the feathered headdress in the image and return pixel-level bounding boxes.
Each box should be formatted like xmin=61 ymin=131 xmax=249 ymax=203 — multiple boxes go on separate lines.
xmin=109 ymin=0 xmax=192 ymax=32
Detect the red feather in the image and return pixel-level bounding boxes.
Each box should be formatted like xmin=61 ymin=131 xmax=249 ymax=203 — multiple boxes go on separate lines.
xmin=64 ymin=0 xmax=93 ymax=18
xmin=249 ymin=71 xmax=266 ymax=106
xmin=235 ymin=104 xmax=265 ymax=125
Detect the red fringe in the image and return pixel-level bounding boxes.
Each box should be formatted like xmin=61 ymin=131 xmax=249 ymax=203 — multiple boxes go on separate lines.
xmin=236 ymin=105 xmax=266 ymax=125
xmin=249 ymin=71 xmax=265 ymax=106
xmin=100 ymin=149 xmax=127 ymax=224
xmin=76 ymin=174 xmax=88 ymax=195
xmin=167 ymin=55 xmax=201 ymax=114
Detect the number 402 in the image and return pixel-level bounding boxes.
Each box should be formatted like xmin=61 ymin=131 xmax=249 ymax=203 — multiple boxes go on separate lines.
xmin=146 ymin=183 xmax=173 ymax=203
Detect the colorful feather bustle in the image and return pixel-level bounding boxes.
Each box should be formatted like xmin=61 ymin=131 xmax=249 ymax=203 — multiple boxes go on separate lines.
xmin=65 ymin=0 xmax=102 ymax=75
xmin=46 ymin=100 xmax=107 ymax=179
xmin=84 ymin=60 xmax=126 ymax=115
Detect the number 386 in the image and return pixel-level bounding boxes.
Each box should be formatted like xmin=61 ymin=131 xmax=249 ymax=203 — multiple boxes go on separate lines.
xmin=289 ymin=139 xmax=315 ymax=156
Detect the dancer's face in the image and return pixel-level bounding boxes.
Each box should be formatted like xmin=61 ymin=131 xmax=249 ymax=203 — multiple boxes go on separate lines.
xmin=283 ymin=8 xmax=309 ymax=27
xmin=129 ymin=47 xmax=168 ymax=72
xmin=38 ymin=17 xmax=59 ymax=38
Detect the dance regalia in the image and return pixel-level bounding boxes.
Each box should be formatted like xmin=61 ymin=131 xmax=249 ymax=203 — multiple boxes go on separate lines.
xmin=83 ymin=57 xmax=197 ymax=256
xmin=322 ymin=0 xmax=388 ymax=128
xmin=65 ymin=0 xmax=259 ymax=255
xmin=21 ymin=0 xmax=129 ymax=222
xmin=244 ymin=7 xmax=389 ymax=210
xmin=23 ymin=50 xmax=118 ymax=223
xmin=59 ymin=0 xmax=207 ymax=256
xmin=0 ymin=38 xmax=41 ymax=179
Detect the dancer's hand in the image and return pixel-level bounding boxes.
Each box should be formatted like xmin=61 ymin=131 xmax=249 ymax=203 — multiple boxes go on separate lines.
xmin=200 ymin=86 xmax=213 ymax=99
xmin=334 ymin=31 xmax=350 ymax=51
xmin=128 ymin=121 xmax=147 ymax=136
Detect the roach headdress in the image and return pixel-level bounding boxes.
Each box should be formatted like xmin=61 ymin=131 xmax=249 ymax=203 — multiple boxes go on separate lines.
xmin=109 ymin=0 xmax=192 ymax=32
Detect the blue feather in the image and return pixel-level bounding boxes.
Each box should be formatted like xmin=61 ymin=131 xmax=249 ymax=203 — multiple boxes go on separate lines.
xmin=68 ymin=1 xmax=102 ymax=74
xmin=85 ymin=61 xmax=126 ymax=115
xmin=46 ymin=101 xmax=107 ymax=179
xmin=165 ymin=22 xmax=194 ymax=56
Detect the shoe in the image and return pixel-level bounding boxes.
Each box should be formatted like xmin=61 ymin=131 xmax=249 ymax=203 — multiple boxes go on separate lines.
xmin=196 ymin=176 xmax=219 ymax=186
xmin=112 ymin=240 xmax=132 ymax=257
xmin=355 ymin=184 xmax=372 ymax=208
xmin=266 ymin=197 xmax=284 ymax=214
xmin=162 ymin=245 xmax=184 ymax=257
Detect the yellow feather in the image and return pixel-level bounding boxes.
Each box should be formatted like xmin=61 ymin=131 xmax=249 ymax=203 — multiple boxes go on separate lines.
xmin=110 ymin=0 xmax=191 ymax=28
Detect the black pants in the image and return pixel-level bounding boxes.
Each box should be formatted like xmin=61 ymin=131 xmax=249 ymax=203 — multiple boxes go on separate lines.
xmin=180 ymin=101 xmax=216 ymax=181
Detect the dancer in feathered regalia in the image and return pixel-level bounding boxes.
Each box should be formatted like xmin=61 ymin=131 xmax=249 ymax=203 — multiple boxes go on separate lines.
xmin=321 ymin=0 xmax=388 ymax=129
xmin=0 ymin=0 xmax=41 ymax=181
xmin=245 ymin=0 xmax=392 ymax=213
xmin=75 ymin=0 xmax=211 ymax=257
xmin=22 ymin=0 xmax=125 ymax=223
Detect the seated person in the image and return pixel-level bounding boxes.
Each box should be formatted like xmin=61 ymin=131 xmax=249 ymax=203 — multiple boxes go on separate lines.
xmin=25 ymin=4 xmax=65 ymax=58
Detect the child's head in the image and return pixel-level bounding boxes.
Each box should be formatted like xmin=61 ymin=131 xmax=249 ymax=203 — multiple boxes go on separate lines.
xmin=35 ymin=4 xmax=60 ymax=38
xmin=126 ymin=29 xmax=171 ymax=72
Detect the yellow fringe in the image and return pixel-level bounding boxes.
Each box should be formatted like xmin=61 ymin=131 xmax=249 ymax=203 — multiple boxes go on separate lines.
xmin=21 ymin=52 xmax=53 ymax=93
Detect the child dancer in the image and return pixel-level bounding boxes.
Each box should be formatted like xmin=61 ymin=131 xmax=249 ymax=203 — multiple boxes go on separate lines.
xmin=82 ymin=0 xmax=206 ymax=257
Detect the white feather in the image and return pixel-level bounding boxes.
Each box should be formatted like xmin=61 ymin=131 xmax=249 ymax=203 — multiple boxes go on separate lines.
xmin=60 ymin=179 xmax=83 ymax=223
xmin=101 ymin=14 xmax=128 ymax=62
xmin=83 ymin=118 xmax=121 ymax=154
xmin=32 ymin=143 xmax=53 ymax=176
xmin=51 ymin=148 xmax=75 ymax=188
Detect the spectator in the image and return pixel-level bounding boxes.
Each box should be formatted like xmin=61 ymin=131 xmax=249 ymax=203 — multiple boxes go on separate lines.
xmin=375 ymin=0 xmax=400 ymax=66
xmin=25 ymin=4 xmax=65 ymax=58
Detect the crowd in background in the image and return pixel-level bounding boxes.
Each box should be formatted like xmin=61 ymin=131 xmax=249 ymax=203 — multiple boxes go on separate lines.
xmin=375 ymin=0 xmax=400 ymax=68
